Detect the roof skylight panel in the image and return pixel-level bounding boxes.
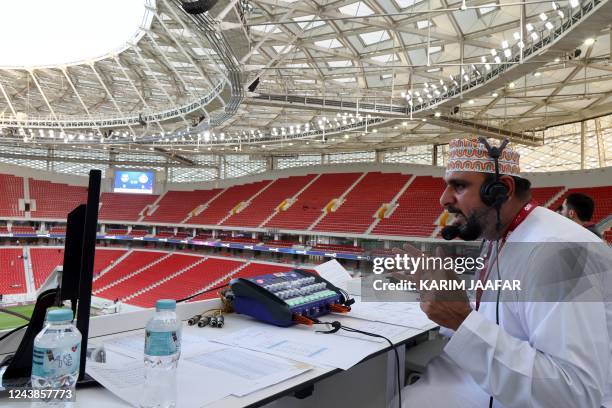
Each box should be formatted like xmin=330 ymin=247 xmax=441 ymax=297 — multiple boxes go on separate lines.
xmin=359 ymin=30 xmax=391 ymax=46
xmin=293 ymin=15 xmax=325 ymax=30
xmin=339 ymin=2 xmax=375 ymax=16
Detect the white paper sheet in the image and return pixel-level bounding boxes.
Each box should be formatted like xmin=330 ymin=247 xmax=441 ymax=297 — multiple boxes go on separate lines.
xmin=212 ymin=325 xmax=381 ymax=370
xmin=315 ymin=259 xmax=352 ymax=289
xmin=102 ymin=331 xmax=222 ymax=359
xmin=86 ymin=360 xmax=234 ymax=408
xmin=348 ymin=299 xmax=437 ymax=330
xmin=185 ymin=348 xmax=312 ymax=397
xmin=329 ymin=319 xmax=415 ymax=343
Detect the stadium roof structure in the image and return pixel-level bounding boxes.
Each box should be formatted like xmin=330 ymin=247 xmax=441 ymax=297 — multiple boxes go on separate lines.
xmin=0 ymin=0 xmax=610 ymax=178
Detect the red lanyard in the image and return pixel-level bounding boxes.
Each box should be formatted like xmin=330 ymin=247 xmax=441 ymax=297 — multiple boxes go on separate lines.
xmin=503 ymin=199 xmax=538 ymax=241
xmin=475 ymin=200 xmax=538 ymax=310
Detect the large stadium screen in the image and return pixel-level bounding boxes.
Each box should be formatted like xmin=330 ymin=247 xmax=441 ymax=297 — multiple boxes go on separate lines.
xmin=113 ymin=170 xmax=154 ymax=194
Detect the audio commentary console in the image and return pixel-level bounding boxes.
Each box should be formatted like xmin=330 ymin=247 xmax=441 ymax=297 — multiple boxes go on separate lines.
xmin=229 ymin=269 xmax=349 ymax=327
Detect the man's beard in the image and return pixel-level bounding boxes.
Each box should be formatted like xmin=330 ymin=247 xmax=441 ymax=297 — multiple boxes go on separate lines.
xmin=443 ymin=207 xmax=487 ymax=241
xmin=456 ymin=211 xmax=484 ymax=241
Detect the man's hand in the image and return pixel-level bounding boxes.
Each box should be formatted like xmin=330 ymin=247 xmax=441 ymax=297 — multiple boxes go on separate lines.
xmin=420 ymin=300 xmax=472 ymax=331
xmin=394 ymin=243 xmax=472 ymax=331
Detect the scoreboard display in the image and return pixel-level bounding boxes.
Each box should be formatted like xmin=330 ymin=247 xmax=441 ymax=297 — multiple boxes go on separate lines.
xmin=113 ymin=170 xmax=154 ymax=194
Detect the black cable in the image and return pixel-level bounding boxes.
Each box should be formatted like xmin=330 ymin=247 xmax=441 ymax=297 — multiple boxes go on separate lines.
xmin=488 ymin=239 xmax=503 ymax=408
xmin=314 ymin=321 xmax=402 ymax=408
xmin=176 ymin=283 xmax=229 ymax=303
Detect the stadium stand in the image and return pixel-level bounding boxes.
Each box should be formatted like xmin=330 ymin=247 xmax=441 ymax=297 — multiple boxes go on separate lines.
xmin=105 ymin=229 xmax=128 ymax=235
xmin=187 ymin=262 xmax=294 ymax=302
xmin=221 ymin=237 xmax=260 ymax=244
xmin=99 ymin=192 xmax=158 ymax=222
xmin=311 ymin=243 xmax=364 ymax=254
xmin=188 ymin=180 xmax=271 ymax=225
xmin=95 ymin=253 xmax=203 ymax=301
xmin=0 ymin=248 xmax=26 ymax=294
xmin=128 ymin=229 xmax=149 ymax=237
xmin=264 ymin=173 xmax=362 ymax=230
xmin=29 ymin=247 xmax=128 ymax=289
xmin=0 ymin=173 xmax=608 ymax=241
xmin=144 ymin=189 xmax=221 ymax=224
xmin=372 ymin=176 xmax=446 ymax=237
xmin=92 ymin=251 xmax=165 ymax=291
xmin=30 ymin=248 xmax=64 ymax=289
xmin=263 ymin=240 xmax=298 ymax=248
xmin=29 ymin=179 xmax=87 ymax=219
xmin=125 ymin=257 xmax=244 ymax=307
xmin=11 ymin=226 xmax=36 ymax=234
xmin=314 ymin=172 xmax=411 ymax=234
xmin=530 ymin=186 xmax=565 ymax=206
xmin=0 ymin=173 xmax=24 ymax=217
xmin=223 ymin=175 xmax=316 ymax=227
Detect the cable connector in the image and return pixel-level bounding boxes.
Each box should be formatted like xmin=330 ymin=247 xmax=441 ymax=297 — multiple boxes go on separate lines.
xmin=329 ymin=304 xmax=351 ymax=313
xmin=216 ymin=315 xmax=224 ymax=328
xmin=292 ymin=314 xmax=314 ymax=326
xmin=197 ymin=316 xmax=210 ymax=327
xmin=188 ymin=314 xmax=202 ymax=325
xmin=343 ymin=298 xmax=355 ymax=307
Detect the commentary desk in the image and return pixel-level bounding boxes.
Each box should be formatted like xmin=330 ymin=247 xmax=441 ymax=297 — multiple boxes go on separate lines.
xmin=0 ymin=299 xmax=435 ymax=408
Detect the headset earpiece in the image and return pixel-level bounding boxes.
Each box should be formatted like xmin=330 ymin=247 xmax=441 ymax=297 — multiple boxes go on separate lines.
xmin=478 ymin=138 xmax=509 ymax=209
xmin=480 ymin=180 xmax=509 ymax=208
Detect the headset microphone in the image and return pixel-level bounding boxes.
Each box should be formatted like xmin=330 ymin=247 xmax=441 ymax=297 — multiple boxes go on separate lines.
xmin=441 ymin=225 xmax=461 ymax=240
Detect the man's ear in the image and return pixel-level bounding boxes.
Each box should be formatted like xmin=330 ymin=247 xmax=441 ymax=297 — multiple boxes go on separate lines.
xmin=499 ymin=175 xmax=515 ymax=197
xmin=568 ymin=209 xmax=577 ymax=220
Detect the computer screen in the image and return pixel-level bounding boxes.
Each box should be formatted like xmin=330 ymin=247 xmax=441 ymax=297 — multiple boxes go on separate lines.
xmin=113 ymin=170 xmax=154 ymax=194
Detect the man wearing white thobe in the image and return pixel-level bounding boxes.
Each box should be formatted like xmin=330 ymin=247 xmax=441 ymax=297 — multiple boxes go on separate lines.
xmin=399 ymin=139 xmax=611 ymax=408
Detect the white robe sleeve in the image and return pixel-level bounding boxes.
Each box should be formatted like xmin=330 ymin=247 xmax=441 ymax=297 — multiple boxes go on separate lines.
xmin=444 ymin=249 xmax=610 ymax=408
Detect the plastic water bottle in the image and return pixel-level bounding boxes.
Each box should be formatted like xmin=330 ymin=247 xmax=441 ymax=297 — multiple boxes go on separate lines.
xmin=31 ymin=308 xmax=82 ymax=406
xmin=141 ymin=299 xmax=181 ymax=408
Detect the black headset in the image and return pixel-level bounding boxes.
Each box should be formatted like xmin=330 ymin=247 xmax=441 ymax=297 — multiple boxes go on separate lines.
xmin=478 ymin=137 xmax=510 ymax=210
xmin=478 ymin=137 xmax=510 ymax=408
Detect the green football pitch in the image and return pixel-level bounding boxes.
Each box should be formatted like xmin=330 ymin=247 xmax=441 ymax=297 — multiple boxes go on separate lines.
xmin=0 ymin=304 xmax=36 ymax=330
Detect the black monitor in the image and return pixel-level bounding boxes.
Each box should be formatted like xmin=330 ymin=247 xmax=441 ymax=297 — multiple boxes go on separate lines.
xmin=1 ymin=169 xmax=101 ymax=385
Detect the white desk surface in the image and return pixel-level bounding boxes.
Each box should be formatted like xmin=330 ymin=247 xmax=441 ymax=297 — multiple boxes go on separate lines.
xmin=0 ymin=300 xmax=434 ymax=408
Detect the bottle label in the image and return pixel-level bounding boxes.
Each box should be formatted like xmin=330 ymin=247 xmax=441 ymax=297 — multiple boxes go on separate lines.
xmin=32 ymin=343 xmax=80 ymax=378
xmin=144 ymin=330 xmax=179 ymax=356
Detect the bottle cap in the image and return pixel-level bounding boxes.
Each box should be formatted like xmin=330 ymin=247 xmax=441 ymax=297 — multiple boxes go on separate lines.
xmin=47 ymin=308 xmax=74 ymax=322
xmin=156 ymin=299 xmax=176 ymax=310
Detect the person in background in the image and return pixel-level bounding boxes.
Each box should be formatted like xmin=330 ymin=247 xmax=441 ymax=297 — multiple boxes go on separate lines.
xmin=561 ymin=192 xmax=602 ymax=238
